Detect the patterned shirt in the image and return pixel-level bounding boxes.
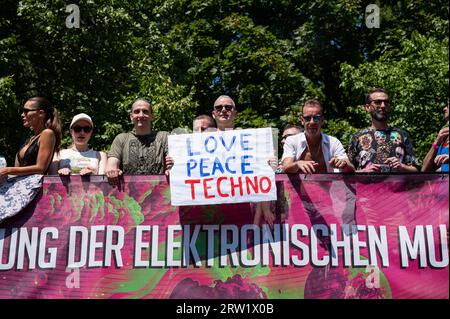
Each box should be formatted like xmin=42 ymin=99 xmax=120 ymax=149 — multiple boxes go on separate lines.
xmin=348 ymin=127 xmax=420 ymax=172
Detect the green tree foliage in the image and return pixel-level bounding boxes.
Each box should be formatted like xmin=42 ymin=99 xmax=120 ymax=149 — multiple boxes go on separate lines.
xmin=0 ymin=0 xmax=196 ymax=160
xmin=0 ymin=0 xmax=448 ymax=164
xmin=0 ymin=76 xmax=20 ymax=163
xmin=152 ymin=0 xmax=315 ymax=125
xmin=340 ymin=29 xmax=449 ymax=160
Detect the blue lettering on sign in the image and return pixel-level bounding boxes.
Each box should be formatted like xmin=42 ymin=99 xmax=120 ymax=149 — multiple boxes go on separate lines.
xmin=186 ymin=138 xmax=200 ymax=156
xmin=211 ymin=157 xmax=225 ymax=175
xmin=199 ymin=158 xmax=210 ymax=177
xmin=241 ymin=155 xmax=254 ymax=174
xmin=184 ymin=133 xmax=257 ymax=177
xmin=240 ymin=133 xmax=253 ymax=151
xmin=221 ymin=135 xmax=236 ymax=151
xmin=204 ymin=136 xmax=217 ymax=153
xmin=187 ymin=159 xmax=197 ymax=177
xmin=225 ymin=156 xmax=237 ymax=174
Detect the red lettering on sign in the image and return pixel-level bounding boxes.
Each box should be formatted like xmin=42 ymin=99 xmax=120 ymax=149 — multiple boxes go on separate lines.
xmin=245 ymin=176 xmax=259 ymax=195
xmin=185 ymin=179 xmax=201 ymax=199
xmin=259 ymin=176 xmax=271 ymax=193
xmin=230 ymin=176 xmax=243 ymax=197
xmin=203 ymin=178 xmax=215 ymax=199
xmin=217 ymin=177 xmax=229 ymax=197
xmin=185 ymin=176 xmax=272 ymax=200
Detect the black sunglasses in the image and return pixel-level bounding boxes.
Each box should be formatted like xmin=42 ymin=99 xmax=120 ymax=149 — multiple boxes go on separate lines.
xmin=72 ymin=126 xmax=92 ymax=133
xmin=371 ymin=99 xmax=390 ymax=106
xmin=302 ymin=115 xmax=322 ymax=123
xmin=22 ymin=107 xmax=42 ymax=114
xmin=214 ymin=104 xmax=234 ymax=112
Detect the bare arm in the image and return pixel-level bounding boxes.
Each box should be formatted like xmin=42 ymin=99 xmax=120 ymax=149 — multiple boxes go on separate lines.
xmin=105 ymin=157 xmax=121 ymax=175
xmin=330 ymin=139 xmax=355 ymax=173
xmin=253 ymin=201 xmax=275 ymax=228
xmin=282 ymin=157 xmax=299 ymax=173
xmin=399 ymin=163 xmax=419 ymax=172
xmin=435 ymin=154 xmax=449 ymax=168
xmin=342 ymin=160 xmax=355 ymax=173
xmin=282 ymin=157 xmax=318 ymax=174
xmin=164 ymin=155 xmax=174 ymax=183
xmin=0 ymin=129 xmax=55 ymax=176
xmin=329 ymin=157 xmax=355 ymax=173
xmin=421 ymin=146 xmax=438 ymax=172
xmin=422 ymin=128 xmax=448 ymax=172
xmin=105 ymin=156 xmax=122 ymax=185
xmin=97 ymin=151 xmax=107 ymax=175
xmin=356 ymin=164 xmax=381 ymax=173
xmin=384 ymin=157 xmax=418 ymax=172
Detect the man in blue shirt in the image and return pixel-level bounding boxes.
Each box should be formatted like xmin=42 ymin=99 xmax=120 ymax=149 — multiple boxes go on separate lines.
xmin=422 ymin=103 xmax=449 ymax=172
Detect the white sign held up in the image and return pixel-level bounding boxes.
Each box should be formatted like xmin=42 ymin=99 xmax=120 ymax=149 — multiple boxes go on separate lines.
xmin=168 ymin=128 xmax=277 ymax=206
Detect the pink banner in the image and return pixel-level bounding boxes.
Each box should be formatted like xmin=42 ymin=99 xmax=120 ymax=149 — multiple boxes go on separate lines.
xmin=0 ymin=174 xmax=448 ymax=299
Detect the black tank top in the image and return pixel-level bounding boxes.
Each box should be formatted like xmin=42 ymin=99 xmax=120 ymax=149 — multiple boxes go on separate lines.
xmin=16 ymin=134 xmax=54 ymax=174
xmin=17 ymin=134 xmax=41 ymax=167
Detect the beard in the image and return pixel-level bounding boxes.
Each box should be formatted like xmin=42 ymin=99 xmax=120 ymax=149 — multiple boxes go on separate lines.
xmin=370 ymin=109 xmax=388 ymax=122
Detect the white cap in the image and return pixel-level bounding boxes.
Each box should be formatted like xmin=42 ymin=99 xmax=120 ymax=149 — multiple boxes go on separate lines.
xmin=70 ymin=113 xmax=93 ymax=128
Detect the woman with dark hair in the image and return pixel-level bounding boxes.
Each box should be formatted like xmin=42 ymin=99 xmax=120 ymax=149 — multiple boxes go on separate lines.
xmin=0 ymin=97 xmax=62 ymax=223
xmin=0 ymin=96 xmax=62 ymax=176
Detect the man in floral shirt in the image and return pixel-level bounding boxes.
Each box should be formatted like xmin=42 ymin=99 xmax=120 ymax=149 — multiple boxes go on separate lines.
xmin=348 ymin=88 xmax=420 ymax=172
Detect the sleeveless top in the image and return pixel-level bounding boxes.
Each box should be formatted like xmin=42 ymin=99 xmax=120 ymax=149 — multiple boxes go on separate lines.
xmin=17 ymin=134 xmax=41 ymax=167
xmin=16 ymin=133 xmax=54 ymax=174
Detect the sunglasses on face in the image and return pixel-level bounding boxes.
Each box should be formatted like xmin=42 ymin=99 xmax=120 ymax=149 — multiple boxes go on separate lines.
xmin=22 ymin=108 xmax=42 ymax=114
xmin=214 ymin=104 xmax=234 ymax=112
xmin=302 ymin=115 xmax=322 ymax=123
xmin=371 ymin=99 xmax=390 ymax=106
xmin=72 ymin=126 xmax=92 ymax=133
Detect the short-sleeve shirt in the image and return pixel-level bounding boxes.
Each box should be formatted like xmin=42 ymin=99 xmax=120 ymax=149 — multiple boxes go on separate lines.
xmin=59 ymin=148 xmax=100 ymax=174
xmin=348 ymin=127 xmax=420 ymax=172
xmin=437 ymin=142 xmax=449 ymax=172
xmin=281 ymin=132 xmax=348 ymax=172
xmin=108 ymin=130 xmax=169 ymax=175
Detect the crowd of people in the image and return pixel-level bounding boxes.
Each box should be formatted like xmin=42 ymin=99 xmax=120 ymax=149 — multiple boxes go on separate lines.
xmin=0 ymin=88 xmax=448 ymax=184
xmin=0 ymin=88 xmax=448 ymax=224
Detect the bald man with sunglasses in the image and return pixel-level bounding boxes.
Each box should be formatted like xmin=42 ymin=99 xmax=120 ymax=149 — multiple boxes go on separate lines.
xmin=282 ymin=99 xmax=354 ymax=174
xmin=211 ymin=95 xmax=237 ymax=131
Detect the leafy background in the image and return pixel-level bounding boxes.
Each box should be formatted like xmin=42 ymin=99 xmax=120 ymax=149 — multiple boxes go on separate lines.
xmin=0 ymin=0 xmax=448 ymax=164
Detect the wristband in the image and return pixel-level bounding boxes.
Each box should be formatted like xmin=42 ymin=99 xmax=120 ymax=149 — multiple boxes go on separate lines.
xmin=432 ymin=143 xmax=439 ymax=150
